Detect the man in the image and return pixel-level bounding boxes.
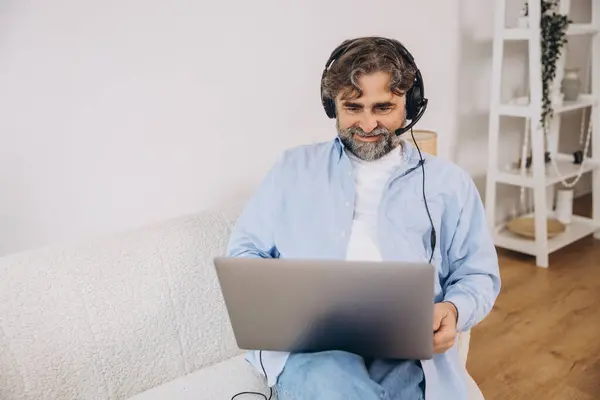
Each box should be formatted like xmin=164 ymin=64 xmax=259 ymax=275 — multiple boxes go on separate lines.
xmin=227 ymin=36 xmax=501 ymax=399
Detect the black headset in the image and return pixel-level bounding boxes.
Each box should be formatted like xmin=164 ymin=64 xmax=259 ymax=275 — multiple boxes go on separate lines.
xmin=320 ymin=37 xmax=428 ymax=135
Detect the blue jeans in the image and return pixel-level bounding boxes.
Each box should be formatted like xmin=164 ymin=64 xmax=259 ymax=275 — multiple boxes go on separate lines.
xmin=275 ymin=351 xmax=425 ymax=400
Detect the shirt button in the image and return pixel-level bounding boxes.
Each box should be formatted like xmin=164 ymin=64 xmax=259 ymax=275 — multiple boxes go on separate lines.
xmin=345 ymin=201 xmax=350 ymax=207
xmin=341 ymin=231 xmax=346 ymax=238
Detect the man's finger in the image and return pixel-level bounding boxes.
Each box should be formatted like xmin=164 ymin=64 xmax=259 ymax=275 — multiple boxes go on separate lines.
xmin=433 ymin=327 xmax=455 ymax=346
xmin=433 ymin=337 xmax=455 ymax=353
xmin=433 ymin=317 xmax=442 ymax=331
xmin=433 ymin=307 xmax=445 ymax=331
xmin=433 ymin=329 xmax=456 ymax=353
xmin=440 ymin=336 xmax=456 ymax=347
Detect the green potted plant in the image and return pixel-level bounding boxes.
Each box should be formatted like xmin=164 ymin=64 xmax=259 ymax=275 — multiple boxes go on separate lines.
xmin=540 ymin=0 xmax=571 ymax=132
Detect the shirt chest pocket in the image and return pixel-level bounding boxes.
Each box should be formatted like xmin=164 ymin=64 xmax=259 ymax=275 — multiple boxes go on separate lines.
xmin=384 ymin=192 xmax=444 ymax=264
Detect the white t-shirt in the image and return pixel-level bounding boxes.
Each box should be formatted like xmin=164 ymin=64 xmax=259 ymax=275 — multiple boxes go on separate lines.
xmin=345 ymin=146 xmax=405 ymax=261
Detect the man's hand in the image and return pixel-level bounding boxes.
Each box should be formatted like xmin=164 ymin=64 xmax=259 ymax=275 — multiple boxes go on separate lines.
xmin=433 ymin=301 xmax=458 ymax=354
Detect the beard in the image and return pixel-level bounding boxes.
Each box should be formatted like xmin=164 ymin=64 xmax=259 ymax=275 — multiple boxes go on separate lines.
xmin=337 ymin=119 xmax=403 ymax=161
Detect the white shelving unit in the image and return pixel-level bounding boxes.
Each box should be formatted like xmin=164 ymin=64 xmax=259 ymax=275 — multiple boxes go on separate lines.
xmin=503 ymin=23 xmax=597 ymax=40
xmin=486 ymin=0 xmax=600 ymax=267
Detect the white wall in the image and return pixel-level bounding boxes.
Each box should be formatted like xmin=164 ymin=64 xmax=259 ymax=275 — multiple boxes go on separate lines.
xmin=0 ymin=0 xmax=460 ymax=256
xmin=455 ymin=0 xmax=593 ymax=223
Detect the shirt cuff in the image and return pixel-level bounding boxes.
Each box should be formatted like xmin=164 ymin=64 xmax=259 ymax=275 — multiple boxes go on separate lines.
xmin=443 ymin=293 xmax=474 ymax=332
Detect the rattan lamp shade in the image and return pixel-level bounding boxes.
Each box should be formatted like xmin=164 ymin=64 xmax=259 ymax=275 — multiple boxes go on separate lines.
xmin=406 ymin=129 xmax=437 ymax=156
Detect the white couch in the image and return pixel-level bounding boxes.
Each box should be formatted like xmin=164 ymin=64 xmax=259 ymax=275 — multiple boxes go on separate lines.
xmin=0 ymin=201 xmax=484 ymax=400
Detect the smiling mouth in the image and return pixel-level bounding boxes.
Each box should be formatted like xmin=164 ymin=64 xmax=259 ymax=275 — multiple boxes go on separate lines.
xmin=355 ymin=134 xmax=382 ymax=142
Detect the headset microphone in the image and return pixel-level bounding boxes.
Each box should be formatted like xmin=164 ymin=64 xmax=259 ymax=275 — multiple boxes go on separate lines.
xmin=394 ymin=98 xmax=428 ymax=136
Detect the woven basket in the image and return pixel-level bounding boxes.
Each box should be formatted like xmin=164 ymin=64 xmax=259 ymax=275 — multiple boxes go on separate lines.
xmin=506 ymin=216 xmax=566 ymax=239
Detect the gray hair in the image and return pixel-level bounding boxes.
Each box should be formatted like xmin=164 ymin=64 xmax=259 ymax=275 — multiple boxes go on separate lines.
xmin=322 ymin=37 xmax=417 ymax=101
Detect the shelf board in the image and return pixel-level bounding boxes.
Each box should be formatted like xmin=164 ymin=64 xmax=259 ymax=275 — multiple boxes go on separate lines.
xmin=494 ymin=214 xmax=600 ymax=255
xmin=495 ymin=153 xmax=600 ymax=187
xmin=504 ymin=24 xmax=598 ymax=40
xmin=498 ymin=94 xmax=596 ymax=117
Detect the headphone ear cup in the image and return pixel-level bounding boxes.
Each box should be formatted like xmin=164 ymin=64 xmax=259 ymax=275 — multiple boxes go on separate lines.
xmin=323 ymin=97 xmax=336 ymax=119
xmin=406 ymin=82 xmax=423 ymax=120
xmin=405 ymin=87 xmax=416 ymax=120
xmin=321 ymin=68 xmax=337 ymax=119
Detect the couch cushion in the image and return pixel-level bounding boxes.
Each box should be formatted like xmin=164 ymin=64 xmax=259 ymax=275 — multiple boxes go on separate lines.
xmin=127 ymin=354 xmax=274 ymax=400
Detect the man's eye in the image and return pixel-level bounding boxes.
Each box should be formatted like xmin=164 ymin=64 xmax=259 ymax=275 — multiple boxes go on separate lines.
xmin=345 ymin=107 xmax=361 ymax=112
xmin=377 ymin=107 xmax=392 ymax=113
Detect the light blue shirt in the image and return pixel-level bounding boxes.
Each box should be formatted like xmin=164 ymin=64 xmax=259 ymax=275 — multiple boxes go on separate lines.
xmin=226 ymin=137 xmax=501 ymax=399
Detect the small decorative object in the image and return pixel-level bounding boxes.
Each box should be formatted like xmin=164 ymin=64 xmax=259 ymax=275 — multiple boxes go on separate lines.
xmin=540 ymin=0 xmax=572 ymax=132
xmin=513 ymin=152 xmax=551 ymax=170
xmin=514 ymin=154 xmax=533 ymax=169
xmin=573 ymin=150 xmax=584 ymax=164
xmin=555 ymin=189 xmax=574 ymax=224
xmin=507 ymin=216 xmax=566 ymax=239
xmin=562 ymin=68 xmax=581 ymax=101
xmin=518 ymin=2 xmax=529 ymax=28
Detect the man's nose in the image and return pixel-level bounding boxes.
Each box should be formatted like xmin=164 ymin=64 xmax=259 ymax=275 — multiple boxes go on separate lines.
xmin=359 ymin=114 xmax=378 ymax=133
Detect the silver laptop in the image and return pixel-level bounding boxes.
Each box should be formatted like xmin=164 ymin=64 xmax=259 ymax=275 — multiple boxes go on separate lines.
xmin=213 ymin=257 xmax=435 ymax=360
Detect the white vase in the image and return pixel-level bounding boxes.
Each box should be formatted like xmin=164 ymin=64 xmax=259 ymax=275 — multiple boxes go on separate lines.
xmin=555 ymin=189 xmax=574 ymax=224
xmin=562 ymin=68 xmax=581 ymax=101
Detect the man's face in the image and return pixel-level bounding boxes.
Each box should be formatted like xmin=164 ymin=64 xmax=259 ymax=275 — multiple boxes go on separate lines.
xmin=335 ymin=71 xmax=406 ymax=161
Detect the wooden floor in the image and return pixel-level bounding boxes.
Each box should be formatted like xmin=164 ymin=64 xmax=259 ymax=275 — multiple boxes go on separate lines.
xmin=468 ymin=196 xmax=600 ymax=399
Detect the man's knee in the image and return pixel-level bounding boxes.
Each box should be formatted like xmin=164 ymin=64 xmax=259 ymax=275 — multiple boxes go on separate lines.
xmin=276 ymin=351 xmax=385 ymax=400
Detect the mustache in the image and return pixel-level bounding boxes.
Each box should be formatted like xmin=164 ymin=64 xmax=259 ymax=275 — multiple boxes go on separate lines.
xmin=346 ymin=126 xmax=391 ymax=138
